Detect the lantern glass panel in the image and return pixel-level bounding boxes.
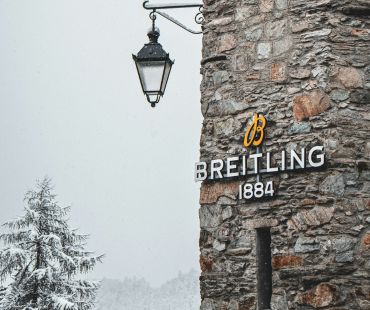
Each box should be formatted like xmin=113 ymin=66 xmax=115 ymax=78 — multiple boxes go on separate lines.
xmin=160 ymin=61 xmax=172 ymax=93
xmin=137 ymin=60 xmax=166 ymax=93
xmin=147 ymin=93 xmax=161 ymax=103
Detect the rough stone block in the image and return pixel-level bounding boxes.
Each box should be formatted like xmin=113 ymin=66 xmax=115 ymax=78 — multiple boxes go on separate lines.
xmin=212 ymin=71 xmax=229 ymax=86
xmin=319 ymin=174 xmax=345 ymax=196
xmin=275 ymin=0 xmax=287 ymax=10
xmin=207 ymin=99 xmax=249 ymax=117
xmin=266 ymin=19 xmax=287 ymax=39
xmin=243 ymin=218 xmax=279 ymax=229
xmin=350 ymin=90 xmax=370 ymax=104
xmin=257 ymin=42 xmax=271 ymax=59
xmin=199 ymin=205 xmax=222 ymax=229
xmin=288 ymin=207 xmax=335 ymax=231
xmin=290 ymin=68 xmax=311 ymax=79
xmin=233 ymin=54 xmax=248 ymax=71
xmin=200 ymin=298 xmax=218 ymax=310
xmin=222 ymin=206 xmax=233 ymax=221
xmin=215 ymin=118 xmax=237 ymax=137
xmin=334 ymin=67 xmax=364 ymax=89
xmin=235 ymin=6 xmax=259 ymax=22
xmin=333 ymin=236 xmax=354 ymax=253
xmin=294 ymin=237 xmax=320 ymax=253
xmin=200 ymin=182 xmax=239 ymax=204
xmin=227 ymin=300 xmax=239 ymax=310
xmin=245 ymin=25 xmax=263 ymax=41
xmin=311 ymin=65 xmax=328 ymax=89
xmin=351 ymin=28 xmax=370 ymax=37
xmin=213 ymin=239 xmax=226 ymax=251
xmin=218 ymin=34 xmax=237 ymax=53
xmin=273 ymin=36 xmax=292 ymax=56
xmin=365 ymin=142 xmax=370 ymax=158
xmin=333 ymin=236 xmax=355 ymax=263
xmin=298 ymin=283 xmax=340 ymax=308
xmin=259 ymin=0 xmax=274 ymax=12
xmin=226 ymin=247 xmax=251 ymax=256
xmin=271 ymin=293 xmax=288 ymax=310
xmin=288 ymin=122 xmax=312 ymax=134
xmin=271 ymin=63 xmax=287 ymax=81
xmin=335 ymin=251 xmax=354 ymax=263
xmin=291 ymin=20 xmax=309 ymax=33
xmin=200 ymin=255 xmax=213 ymax=272
xmin=330 ymin=89 xmax=350 ymax=102
xmin=207 ymin=17 xmax=233 ymax=28
xmin=293 ymin=90 xmax=331 ymax=121
xmin=361 ymin=232 xmax=370 ymax=251
xmin=272 ymin=255 xmax=303 ymax=269
xmin=303 ymin=28 xmax=331 ymax=38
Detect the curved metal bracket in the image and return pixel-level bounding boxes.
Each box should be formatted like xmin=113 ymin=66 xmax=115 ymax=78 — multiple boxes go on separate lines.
xmin=156 ymin=9 xmax=203 ymax=34
xmin=143 ymin=1 xmax=203 ymax=35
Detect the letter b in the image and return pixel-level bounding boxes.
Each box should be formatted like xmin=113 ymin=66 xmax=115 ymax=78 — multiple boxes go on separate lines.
xmin=195 ymin=162 xmax=207 ymax=181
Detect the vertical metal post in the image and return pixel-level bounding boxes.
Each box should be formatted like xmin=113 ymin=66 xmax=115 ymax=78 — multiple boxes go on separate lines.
xmin=256 ymin=146 xmax=261 ymax=183
xmin=256 ymin=228 xmax=272 ymax=310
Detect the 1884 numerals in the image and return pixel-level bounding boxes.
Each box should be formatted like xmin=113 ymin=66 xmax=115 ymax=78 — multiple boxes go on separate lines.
xmin=238 ymin=181 xmax=274 ymax=200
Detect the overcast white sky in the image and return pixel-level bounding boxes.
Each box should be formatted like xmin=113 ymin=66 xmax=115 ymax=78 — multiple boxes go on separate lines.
xmin=0 ymin=0 xmax=202 ymax=286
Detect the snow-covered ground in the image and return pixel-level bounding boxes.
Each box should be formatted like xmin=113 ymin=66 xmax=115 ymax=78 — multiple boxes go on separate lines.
xmin=97 ymin=269 xmax=200 ymax=310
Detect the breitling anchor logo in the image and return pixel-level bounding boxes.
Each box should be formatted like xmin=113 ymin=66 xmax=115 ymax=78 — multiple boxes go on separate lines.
xmin=244 ymin=113 xmax=267 ymax=148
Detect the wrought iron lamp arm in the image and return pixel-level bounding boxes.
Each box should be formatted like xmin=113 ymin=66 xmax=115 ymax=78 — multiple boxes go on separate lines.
xmin=156 ymin=10 xmax=203 ymax=34
xmin=143 ymin=1 xmax=202 ymax=10
xmin=143 ymin=1 xmax=203 ymax=35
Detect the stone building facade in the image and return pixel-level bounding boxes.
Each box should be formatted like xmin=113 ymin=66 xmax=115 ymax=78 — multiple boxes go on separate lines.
xmin=197 ymin=0 xmax=370 ymax=309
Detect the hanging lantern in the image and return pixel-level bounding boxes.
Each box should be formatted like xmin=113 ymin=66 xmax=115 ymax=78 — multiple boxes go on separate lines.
xmin=133 ymin=28 xmax=174 ymax=107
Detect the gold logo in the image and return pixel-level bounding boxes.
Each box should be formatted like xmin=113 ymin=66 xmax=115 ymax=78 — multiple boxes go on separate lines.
xmin=244 ymin=113 xmax=266 ymax=148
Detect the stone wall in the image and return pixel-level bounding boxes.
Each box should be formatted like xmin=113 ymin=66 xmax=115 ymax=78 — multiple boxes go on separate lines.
xmin=198 ymin=0 xmax=370 ymax=309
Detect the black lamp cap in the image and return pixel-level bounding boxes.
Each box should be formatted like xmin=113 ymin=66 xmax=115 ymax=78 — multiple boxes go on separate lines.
xmin=133 ymin=27 xmax=173 ymax=62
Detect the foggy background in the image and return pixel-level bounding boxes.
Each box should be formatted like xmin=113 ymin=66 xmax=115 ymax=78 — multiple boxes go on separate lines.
xmin=0 ymin=0 xmax=202 ymax=287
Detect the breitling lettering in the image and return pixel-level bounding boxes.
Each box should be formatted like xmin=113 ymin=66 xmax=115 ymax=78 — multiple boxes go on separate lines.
xmin=194 ymin=146 xmax=325 ymax=181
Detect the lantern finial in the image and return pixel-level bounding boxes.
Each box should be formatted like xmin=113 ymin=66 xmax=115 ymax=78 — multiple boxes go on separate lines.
xmin=148 ymin=27 xmax=160 ymax=43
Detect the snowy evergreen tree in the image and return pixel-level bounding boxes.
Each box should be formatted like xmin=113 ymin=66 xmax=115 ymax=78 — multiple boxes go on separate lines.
xmin=0 ymin=178 xmax=103 ymax=310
